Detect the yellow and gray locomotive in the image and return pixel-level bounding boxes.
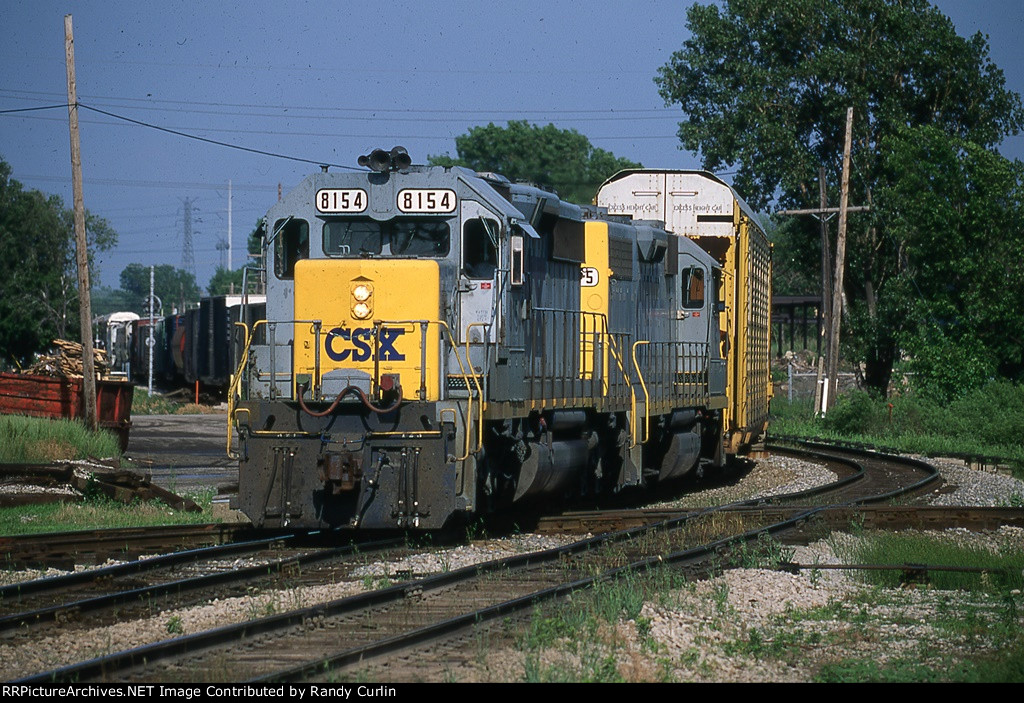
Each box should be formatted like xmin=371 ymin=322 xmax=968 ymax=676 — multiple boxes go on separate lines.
xmin=229 ymin=149 xmax=770 ymax=529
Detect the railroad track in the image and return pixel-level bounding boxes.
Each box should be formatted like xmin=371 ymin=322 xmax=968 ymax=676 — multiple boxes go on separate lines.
xmin=0 ymin=523 xmax=262 ymax=568
xmin=0 ymin=534 xmax=407 ymax=637
xmin=16 ymin=442 xmax=1010 ymax=683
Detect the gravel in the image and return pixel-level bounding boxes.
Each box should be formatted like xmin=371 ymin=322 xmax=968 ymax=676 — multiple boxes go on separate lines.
xmin=2 ymin=453 xmax=1022 ymax=682
xmin=466 ymin=455 xmax=1024 ymax=683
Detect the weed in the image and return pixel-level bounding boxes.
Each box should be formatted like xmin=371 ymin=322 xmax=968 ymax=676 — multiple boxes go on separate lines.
xmin=712 ymin=579 xmax=731 ymax=615
xmin=809 ymin=560 xmax=822 ymax=587
xmin=165 ymin=614 xmax=184 ymax=635
xmin=465 ymin=518 xmax=488 ymax=541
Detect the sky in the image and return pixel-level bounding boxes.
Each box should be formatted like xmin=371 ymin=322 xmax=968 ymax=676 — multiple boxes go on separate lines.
xmin=2 ymin=0 xmax=1024 ymax=292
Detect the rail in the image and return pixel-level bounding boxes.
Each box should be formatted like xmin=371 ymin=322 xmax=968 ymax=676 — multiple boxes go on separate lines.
xmin=631 ymin=340 xmax=651 ymax=447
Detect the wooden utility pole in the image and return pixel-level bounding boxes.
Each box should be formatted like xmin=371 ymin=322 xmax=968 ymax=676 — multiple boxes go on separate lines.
xmin=815 ymin=167 xmax=831 ymax=408
xmin=64 ymin=14 xmax=97 ymax=431
xmin=777 ymin=154 xmax=869 ymax=414
xmin=825 ymin=107 xmax=855 ymax=411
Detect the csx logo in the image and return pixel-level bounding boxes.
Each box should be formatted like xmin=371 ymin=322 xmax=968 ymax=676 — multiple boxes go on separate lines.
xmin=325 ymin=327 xmax=406 ymax=362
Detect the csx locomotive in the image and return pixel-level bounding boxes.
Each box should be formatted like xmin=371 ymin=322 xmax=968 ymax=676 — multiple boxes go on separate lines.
xmin=228 ymin=148 xmax=771 ymax=529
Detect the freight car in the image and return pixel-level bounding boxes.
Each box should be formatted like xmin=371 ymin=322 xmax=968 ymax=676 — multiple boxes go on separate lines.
xmin=128 ymin=294 xmax=266 ymax=395
xmin=228 ymin=148 xmax=771 ymax=530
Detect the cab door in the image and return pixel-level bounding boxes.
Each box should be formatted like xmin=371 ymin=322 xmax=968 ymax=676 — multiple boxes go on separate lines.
xmin=677 ymin=254 xmax=712 ymax=374
xmin=457 ymin=200 xmax=500 ymax=344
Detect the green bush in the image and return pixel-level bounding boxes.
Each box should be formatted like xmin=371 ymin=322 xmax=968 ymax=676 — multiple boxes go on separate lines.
xmin=770 ymin=380 xmax=1024 ymax=474
xmin=821 ymin=389 xmax=888 ymax=437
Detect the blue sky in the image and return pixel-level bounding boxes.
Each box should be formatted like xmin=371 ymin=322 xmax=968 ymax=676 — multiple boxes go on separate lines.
xmin=2 ymin=1 xmax=1023 ymax=290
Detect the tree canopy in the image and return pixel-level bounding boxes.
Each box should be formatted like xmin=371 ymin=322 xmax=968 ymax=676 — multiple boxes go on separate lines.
xmin=429 ymin=121 xmax=641 ymax=204
xmin=873 ymin=126 xmax=1024 ymax=398
xmin=657 ymin=0 xmax=1024 ymax=396
xmin=118 ymin=263 xmax=200 ymax=316
xmin=0 ymin=158 xmax=116 ymax=368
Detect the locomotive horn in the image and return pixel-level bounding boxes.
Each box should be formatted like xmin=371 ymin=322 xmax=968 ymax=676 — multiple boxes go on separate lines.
xmin=367 ymin=149 xmax=392 ymax=172
xmin=390 ymin=146 xmax=412 ymax=170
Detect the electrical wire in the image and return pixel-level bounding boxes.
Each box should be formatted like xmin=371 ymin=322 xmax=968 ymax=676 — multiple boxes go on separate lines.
xmin=78 ymin=103 xmax=364 ymax=170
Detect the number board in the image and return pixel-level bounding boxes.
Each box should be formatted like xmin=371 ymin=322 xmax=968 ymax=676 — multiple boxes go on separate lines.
xmin=316 ymin=189 xmax=368 ymax=213
xmin=397 ymin=189 xmax=456 ymax=214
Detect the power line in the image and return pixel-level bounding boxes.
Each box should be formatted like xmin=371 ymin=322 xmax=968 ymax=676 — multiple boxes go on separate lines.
xmin=0 ymin=87 xmax=678 ymax=117
xmin=7 ymin=110 xmax=680 ymax=142
xmin=19 ymin=173 xmax=279 ymax=192
xmin=0 ymin=103 xmax=69 ymax=114
xmin=78 ymin=103 xmax=365 ymax=170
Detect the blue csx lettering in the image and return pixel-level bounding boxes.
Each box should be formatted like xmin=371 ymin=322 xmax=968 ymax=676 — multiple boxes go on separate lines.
xmin=325 ymin=327 xmax=406 ymax=362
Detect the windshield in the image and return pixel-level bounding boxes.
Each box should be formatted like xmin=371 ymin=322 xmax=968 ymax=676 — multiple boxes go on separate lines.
xmin=323 ymin=218 xmax=450 ymax=257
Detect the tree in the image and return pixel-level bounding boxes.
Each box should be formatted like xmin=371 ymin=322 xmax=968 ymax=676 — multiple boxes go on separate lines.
xmin=207 ymin=266 xmax=244 ymax=296
xmin=657 ymin=0 xmax=1024 ymax=394
xmin=0 ymin=158 xmax=116 ymax=368
xmin=430 ymin=121 xmax=641 ymax=203
xmin=874 ymin=126 xmax=1024 ymax=398
xmin=118 ymin=263 xmax=200 ymax=315
xmin=765 ymin=216 xmax=820 ymax=297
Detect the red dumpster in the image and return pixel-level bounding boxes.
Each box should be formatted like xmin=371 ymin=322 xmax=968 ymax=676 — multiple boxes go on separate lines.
xmin=0 ymin=372 xmax=133 ymax=451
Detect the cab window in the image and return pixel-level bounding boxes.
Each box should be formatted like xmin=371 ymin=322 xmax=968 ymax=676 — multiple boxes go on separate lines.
xmin=322 ymin=218 xmax=450 ymax=257
xmin=273 ymin=218 xmax=309 ymax=279
xmin=463 ymin=217 xmax=498 ymax=279
xmin=682 ymin=267 xmax=705 ymax=309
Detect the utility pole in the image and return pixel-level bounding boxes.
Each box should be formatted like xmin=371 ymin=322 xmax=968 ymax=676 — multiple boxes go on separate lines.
xmin=64 ymin=14 xmax=97 ymax=431
xmin=227 ymin=179 xmax=233 ymax=271
xmin=819 ymin=166 xmax=832 ymax=358
xmin=816 ymin=167 xmax=831 ymax=413
xmin=777 ymin=110 xmax=868 ymax=415
xmin=826 ymin=107 xmax=855 ymax=412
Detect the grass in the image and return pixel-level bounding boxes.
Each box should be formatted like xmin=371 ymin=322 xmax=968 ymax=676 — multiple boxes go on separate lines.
xmin=0 ymin=414 xmax=121 ymax=463
xmin=771 ymin=381 xmax=1024 ymax=478
xmin=488 ymin=529 xmax=1024 ymax=683
xmin=132 ymin=390 xmax=223 ymax=415
xmin=0 ymin=488 xmax=218 ymax=536
xmin=830 ymin=531 xmax=1024 ymax=592
xmin=0 ymin=411 xmax=223 ymax=537
xmin=514 ymin=536 xmax=792 ymax=682
xmin=800 ymin=532 xmax=1024 ymax=682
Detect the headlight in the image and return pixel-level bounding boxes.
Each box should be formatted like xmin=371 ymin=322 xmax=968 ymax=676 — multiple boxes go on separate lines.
xmin=352 ymin=302 xmax=372 ymax=320
xmin=352 ymin=284 xmax=372 ymax=302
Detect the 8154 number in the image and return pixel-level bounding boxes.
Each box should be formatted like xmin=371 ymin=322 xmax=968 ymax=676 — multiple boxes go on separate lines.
xmin=316 ymin=189 xmax=367 ymax=213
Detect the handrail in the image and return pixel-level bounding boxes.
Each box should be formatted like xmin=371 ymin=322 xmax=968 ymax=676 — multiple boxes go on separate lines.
xmin=226 ymin=320 xmax=252 ymax=457
xmin=377 ymin=318 xmax=482 ymax=460
xmin=631 ymin=340 xmax=651 ymax=447
xmin=225 ymin=314 xmax=498 ymax=464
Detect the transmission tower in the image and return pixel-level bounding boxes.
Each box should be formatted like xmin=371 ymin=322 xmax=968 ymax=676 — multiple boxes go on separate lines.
xmin=216 ymin=238 xmax=229 ymax=269
xmin=180 ymin=197 xmax=198 ymax=278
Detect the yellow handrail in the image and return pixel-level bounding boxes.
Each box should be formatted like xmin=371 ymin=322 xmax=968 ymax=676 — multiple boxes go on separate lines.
xmin=630 ymin=340 xmax=651 ymax=447
xmin=226 ymin=320 xmax=254 ymax=457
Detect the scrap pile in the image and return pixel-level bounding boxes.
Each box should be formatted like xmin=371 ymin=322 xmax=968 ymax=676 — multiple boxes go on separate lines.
xmin=25 ymin=339 xmax=111 ymax=379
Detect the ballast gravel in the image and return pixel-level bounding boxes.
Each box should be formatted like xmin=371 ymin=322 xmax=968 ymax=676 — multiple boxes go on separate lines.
xmin=2 ymin=454 xmax=1022 ymax=681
